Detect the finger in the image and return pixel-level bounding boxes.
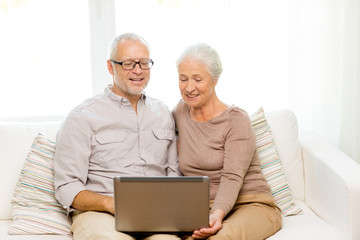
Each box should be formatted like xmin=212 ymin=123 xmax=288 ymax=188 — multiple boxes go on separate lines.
xmin=198 ymin=227 xmax=217 ymax=236
xmin=193 ymin=221 xmax=222 ymax=239
xmin=201 ymin=223 xmax=221 ymax=235
xmin=193 ymin=229 xmax=211 ymax=239
xmin=192 ymin=232 xmax=209 ymax=239
xmin=209 ymin=219 xmax=216 ymax=228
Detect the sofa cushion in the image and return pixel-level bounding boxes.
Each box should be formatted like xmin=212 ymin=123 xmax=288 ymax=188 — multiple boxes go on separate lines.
xmin=0 ymin=121 xmax=61 ymax=220
xmin=8 ymin=134 xmax=71 ymax=236
xmin=267 ymin=201 xmax=343 ymax=240
xmin=0 ymin=220 xmax=72 ymax=240
xmin=251 ymin=108 xmax=302 ymax=216
xmin=266 ymin=110 xmax=305 ymax=201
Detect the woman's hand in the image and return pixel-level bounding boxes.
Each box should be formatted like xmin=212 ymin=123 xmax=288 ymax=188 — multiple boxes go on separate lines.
xmin=192 ymin=209 xmax=225 ymax=239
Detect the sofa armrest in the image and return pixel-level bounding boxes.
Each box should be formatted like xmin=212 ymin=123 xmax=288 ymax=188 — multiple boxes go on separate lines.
xmin=300 ymin=132 xmax=360 ymax=240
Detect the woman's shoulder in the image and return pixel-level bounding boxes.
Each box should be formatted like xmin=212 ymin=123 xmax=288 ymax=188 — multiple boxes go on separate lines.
xmin=226 ymin=106 xmax=254 ymax=137
xmin=173 ymin=99 xmax=188 ymax=114
xmin=172 ymin=99 xmax=189 ymax=121
xmin=227 ymin=105 xmax=251 ymax=121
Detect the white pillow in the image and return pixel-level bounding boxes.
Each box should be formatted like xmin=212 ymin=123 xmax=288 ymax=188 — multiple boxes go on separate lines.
xmin=251 ymin=107 xmax=303 ymax=216
xmin=9 ymin=134 xmax=72 ymax=236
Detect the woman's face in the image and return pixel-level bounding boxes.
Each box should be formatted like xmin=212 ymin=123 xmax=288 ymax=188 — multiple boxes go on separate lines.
xmin=178 ymin=57 xmax=217 ymax=109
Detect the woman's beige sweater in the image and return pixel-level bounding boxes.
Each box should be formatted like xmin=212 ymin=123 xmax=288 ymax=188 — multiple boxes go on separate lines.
xmin=173 ymin=100 xmax=271 ymax=215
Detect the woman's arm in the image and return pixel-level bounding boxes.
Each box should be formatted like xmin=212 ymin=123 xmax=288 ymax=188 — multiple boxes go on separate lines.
xmin=211 ymin=110 xmax=256 ymax=215
xmin=196 ymin=110 xmax=255 ymax=239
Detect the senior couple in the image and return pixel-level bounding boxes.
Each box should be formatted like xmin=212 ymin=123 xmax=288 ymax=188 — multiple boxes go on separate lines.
xmin=53 ymin=33 xmax=282 ymax=240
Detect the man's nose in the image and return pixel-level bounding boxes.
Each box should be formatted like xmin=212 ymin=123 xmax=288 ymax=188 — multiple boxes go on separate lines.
xmin=132 ymin=62 xmax=142 ymax=73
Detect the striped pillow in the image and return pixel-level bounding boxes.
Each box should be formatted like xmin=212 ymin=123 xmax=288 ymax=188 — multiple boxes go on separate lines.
xmin=251 ymin=108 xmax=303 ymax=216
xmin=9 ymin=134 xmax=72 ymax=237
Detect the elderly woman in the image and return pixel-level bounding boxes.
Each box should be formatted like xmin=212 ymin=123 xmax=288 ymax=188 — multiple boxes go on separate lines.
xmin=173 ymin=43 xmax=282 ymax=240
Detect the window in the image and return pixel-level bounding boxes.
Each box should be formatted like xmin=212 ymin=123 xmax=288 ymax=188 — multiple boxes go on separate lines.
xmin=113 ymin=0 xmax=288 ymax=112
xmin=114 ymin=0 xmax=231 ymax=110
xmin=1 ymin=0 xmax=288 ymax=117
xmin=0 ymin=0 xmax=91 ymax=118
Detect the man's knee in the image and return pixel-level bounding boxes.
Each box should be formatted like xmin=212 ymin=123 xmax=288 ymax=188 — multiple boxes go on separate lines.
xmin=71 ymin=211 xmax=135 ymax=240
xmin=143 ymin=234 xmax=181 ymax=240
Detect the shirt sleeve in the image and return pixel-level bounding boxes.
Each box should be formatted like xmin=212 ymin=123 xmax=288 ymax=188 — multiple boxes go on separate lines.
xmin=165 ymin=106 xmax=181 ymax=176
xmin=166 ymin=134 xmax=181 ymax=176
xmin=211 ymin=110 xmax=256 ymax=216
xmin=53 ymin=109 xmax=92 ymax=209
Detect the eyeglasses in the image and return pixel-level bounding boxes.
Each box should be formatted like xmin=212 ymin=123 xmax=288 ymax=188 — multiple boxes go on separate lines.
xmin=110 ymin=59 xmax=154 ymax=70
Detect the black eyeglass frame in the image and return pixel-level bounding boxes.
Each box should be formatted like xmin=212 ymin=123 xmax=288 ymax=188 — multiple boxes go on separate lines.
xmin=110 ymin=59 xmax=154 ymax=70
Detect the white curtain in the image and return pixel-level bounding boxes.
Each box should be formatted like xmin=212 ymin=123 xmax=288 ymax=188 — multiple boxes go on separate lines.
xmin=89 ymin=0 xmax=360 ymax=163
xmin=226 ymin=0 xmax=360 ymax=162
xmin=339 ymin=0 xmax=360 ymax=163
xmin=88 ymin=0 xmax=115 ymax=95
xmin=285 ymin=0 xmax=360 ymax=162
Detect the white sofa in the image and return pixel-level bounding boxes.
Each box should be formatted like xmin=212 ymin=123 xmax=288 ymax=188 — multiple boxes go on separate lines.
xmin=0 ymin=109 xmax=359 ymax=240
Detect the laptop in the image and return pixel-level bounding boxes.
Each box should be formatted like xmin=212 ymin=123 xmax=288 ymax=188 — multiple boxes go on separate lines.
xmin=113 ymin=176 xmax=210 ymax=233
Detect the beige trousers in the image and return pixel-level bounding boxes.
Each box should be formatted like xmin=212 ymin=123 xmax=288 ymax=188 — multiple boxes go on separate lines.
xmin=71 ymin=211 xmax=181 ymax=240
xmin=71 ymin=193 xmax=281 ymax=240
xmin=184 ymin=193 xmax=282 ymax=240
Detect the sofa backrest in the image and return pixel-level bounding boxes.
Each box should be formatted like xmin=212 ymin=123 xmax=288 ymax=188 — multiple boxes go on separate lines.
xmin=0 ymin=109 xmax=305 ymax=220
xmin=0 ymin=121 xmax=62 ymax=220
xmin=266 ymin=109 xmax=305 ymax=201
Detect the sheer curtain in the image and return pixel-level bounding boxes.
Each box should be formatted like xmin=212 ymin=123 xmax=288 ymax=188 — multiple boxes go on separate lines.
xmin=0 ymin=0 xmax=91 ymax=119
xmin=286 ymin=0 xmax=360 ymax=162
xmin=339 ymin=0 xmax=360 ymax=162
xmin=88 ymin=0 xmax=360 ymax=163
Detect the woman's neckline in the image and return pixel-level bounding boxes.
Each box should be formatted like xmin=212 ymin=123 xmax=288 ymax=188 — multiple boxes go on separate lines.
xmin=187 ymin=103 xmax=233 ymax=123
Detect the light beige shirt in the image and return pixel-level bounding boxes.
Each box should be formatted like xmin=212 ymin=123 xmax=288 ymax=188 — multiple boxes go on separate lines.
xmin=54 ymin=85 xmax=180 ymax=209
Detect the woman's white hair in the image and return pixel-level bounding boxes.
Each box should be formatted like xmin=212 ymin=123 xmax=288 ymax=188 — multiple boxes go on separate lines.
xmin=176 ymin=43 xmax=223 ymax=81
xmin=108 ymin=33 xmax=150 ymax=59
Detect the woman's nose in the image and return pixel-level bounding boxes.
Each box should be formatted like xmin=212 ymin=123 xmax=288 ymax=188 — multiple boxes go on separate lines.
xmin=185 ymin=81 xmax=195 ymax=92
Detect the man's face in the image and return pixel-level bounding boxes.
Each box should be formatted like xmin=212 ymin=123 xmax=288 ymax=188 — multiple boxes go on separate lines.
xmin=108 ymin=39 xmax=151 ymax=99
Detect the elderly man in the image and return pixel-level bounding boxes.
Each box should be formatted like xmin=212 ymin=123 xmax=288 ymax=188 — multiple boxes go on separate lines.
xmin=54 ymin=33 xmax=181 ymax=240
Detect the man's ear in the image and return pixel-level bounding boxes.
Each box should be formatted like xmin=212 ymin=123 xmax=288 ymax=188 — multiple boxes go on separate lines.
xmin=107 ymin=60 xmax=114 ymax=75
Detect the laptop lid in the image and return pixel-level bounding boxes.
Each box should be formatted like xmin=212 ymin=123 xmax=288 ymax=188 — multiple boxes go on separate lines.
xmin=114 ymin=176 xmax=210 ymax=233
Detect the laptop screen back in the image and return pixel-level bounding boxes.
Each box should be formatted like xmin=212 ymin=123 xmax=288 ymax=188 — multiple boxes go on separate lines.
xmin=114 ymin=176 xmax=210 ymax=233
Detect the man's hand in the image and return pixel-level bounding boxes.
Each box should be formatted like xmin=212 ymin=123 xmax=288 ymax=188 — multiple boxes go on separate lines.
xmin=72 ymin=190 xmax=115 ymax=214
xmin=192 ymin=209 xmax=225 ymax=239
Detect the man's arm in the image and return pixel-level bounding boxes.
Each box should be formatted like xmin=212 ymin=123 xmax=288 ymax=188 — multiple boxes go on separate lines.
xmin=72 ymin=190 xmax=115 ymax=214
xmin=54 ymin=110 xmax=92 ymax=209
xmin=167 ymin=135 xmax=181 ymax=176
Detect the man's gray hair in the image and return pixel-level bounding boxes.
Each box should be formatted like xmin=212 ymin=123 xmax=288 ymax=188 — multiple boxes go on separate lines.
xmin=176 ymin=43 xmax=223 ymax=81
xmin=108 ymin=33 xmax=150 ymax=59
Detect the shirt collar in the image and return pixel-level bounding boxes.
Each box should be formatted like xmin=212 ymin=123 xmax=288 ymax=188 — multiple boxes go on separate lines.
xmin=104 ymin=84 xmax=147 ymax=105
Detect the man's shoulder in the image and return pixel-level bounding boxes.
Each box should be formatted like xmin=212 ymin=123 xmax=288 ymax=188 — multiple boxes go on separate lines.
xmin=145 ymin=95 xmax=171 ymax=112
xmin=143 ymin=96 xmax=175 ymax=127
xmin=71 ymin=93 xmax=104 ymax=113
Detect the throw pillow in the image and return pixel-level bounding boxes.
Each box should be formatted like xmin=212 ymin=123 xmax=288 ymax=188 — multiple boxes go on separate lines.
xmin=251 ymin=107 xmax=303 ymax=216
xmin=9 ymin=133 xmax=72 ymax=236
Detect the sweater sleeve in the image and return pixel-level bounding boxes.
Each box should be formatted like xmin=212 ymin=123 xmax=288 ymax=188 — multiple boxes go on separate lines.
xmin=211 ymin=109 xmax=256 ymax=216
